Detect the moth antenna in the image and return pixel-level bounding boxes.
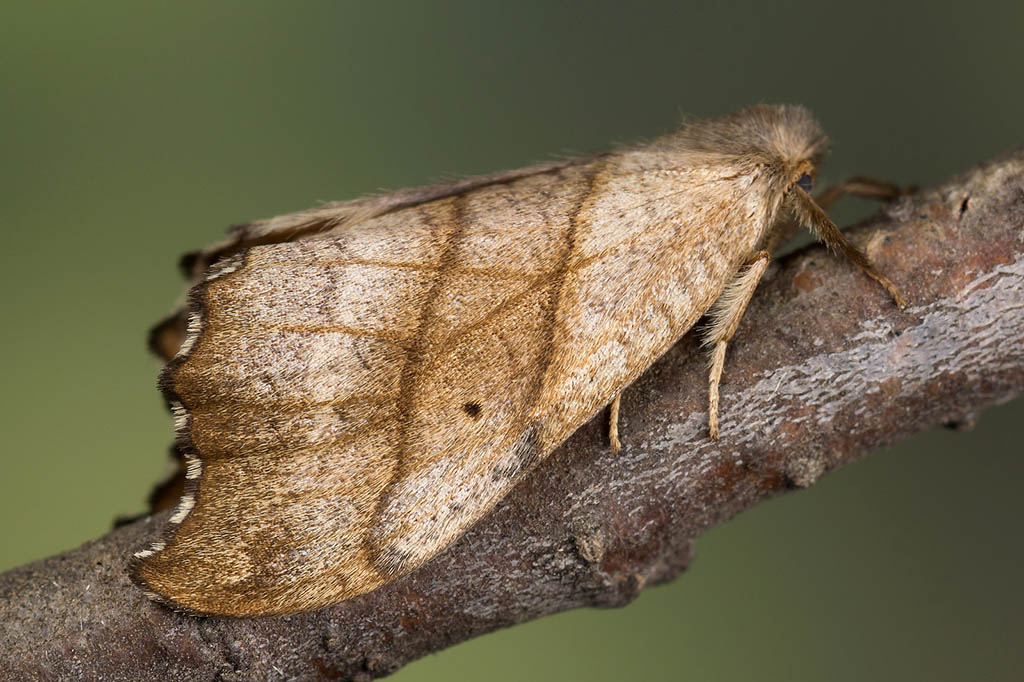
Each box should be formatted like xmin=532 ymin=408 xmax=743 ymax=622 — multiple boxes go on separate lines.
xmin=789 ymin=187 xmax=907 ymax=308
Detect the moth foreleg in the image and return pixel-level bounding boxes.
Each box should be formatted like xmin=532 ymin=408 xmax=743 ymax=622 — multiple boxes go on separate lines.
xmin=790 ymin=186 xmax=907 ymax=308
xmin=608 ymin=392 xmax=622 ymax=453
xmin=761 ymin=178 xmax=909 ymax=256
xmin=704 ymin=251 xmax=771 ymax=440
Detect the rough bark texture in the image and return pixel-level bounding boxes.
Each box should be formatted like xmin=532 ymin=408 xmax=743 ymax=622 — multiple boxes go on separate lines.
xmin=2 ymin=151 xmax=1022 ymax=682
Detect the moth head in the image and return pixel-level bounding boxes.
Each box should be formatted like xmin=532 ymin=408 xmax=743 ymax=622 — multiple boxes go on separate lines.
xmin=733 ymin=105 xmax=829 ymax=238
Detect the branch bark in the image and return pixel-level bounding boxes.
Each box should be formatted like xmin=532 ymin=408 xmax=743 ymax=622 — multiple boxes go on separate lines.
xmin=2 ymin=151 xmax=1023 ymax=682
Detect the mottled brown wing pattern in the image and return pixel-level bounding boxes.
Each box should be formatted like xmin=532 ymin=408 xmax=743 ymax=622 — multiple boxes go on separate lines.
xmin=134 ymin=164 xmax=603 ymax=614
xmin=371 ymin=166 xmax=773 ymax=571
xmin=134 ymin=115 xmax=790 ymax=616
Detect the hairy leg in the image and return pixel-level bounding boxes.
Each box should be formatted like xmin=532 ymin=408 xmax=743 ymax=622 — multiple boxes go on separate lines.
xmin=704 ymin=251 xmax=771 ymax=440
xmin=608 ymin=392 xmax=622 ymax=453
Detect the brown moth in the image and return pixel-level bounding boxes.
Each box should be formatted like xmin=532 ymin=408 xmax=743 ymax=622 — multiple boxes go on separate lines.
xmin=133 ymin=104 xmax=904 ymax=616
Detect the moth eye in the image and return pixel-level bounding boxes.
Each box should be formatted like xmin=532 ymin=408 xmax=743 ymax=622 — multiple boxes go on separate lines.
xmin=796 ymin=173 xmax=813 ymax=193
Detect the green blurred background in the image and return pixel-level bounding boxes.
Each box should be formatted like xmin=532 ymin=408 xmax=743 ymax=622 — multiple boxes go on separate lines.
xmin=2 ymin=2 xmax=1021 ymax=679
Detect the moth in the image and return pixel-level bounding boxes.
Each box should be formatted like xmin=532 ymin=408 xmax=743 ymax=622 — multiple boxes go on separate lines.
xmin=133 ymin=104 xmax=904 ymax=616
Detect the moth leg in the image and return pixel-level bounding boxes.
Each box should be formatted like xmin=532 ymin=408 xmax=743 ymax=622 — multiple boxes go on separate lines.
xmin=790 ymin=187 xmax=907 ymax=308
xmin=814 ymin=176 xmax=909 ymax=211
xmin=608 ymin=392 xmax=622 ymax=453
xmin=704 ymin=251 xmax=771 ymax=440
xmin=761 ymin=178 xmax=910 ymax=256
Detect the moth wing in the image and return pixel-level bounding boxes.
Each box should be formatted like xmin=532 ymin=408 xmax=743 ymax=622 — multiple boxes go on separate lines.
xmin=133 ymin=164 xmax=608 ymax=616
xmin=367 ymin=160 xmax=775 ymax=570
xmin=135 ymin=151 xmax=766 ymax=616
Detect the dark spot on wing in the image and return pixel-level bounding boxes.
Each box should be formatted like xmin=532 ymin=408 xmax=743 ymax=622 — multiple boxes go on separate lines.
xmin=462 ymin=402 xmax=482 ymax=419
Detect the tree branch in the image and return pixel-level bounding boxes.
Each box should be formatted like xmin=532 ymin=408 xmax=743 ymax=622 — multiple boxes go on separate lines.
xmin=2 ymin=151 xmax=1022 ymax=682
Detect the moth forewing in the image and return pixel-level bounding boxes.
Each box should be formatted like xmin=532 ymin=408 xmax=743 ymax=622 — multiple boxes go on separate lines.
xmin=133 ymin=105 xmax=899 ymax=617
